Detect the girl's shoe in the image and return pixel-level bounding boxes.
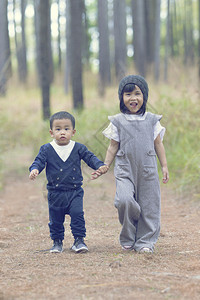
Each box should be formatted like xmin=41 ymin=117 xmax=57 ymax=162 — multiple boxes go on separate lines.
xmin=139 ymin=247 xmax=152 ymax=253
xmin=122 ymin=245 xmax=134 ymax=251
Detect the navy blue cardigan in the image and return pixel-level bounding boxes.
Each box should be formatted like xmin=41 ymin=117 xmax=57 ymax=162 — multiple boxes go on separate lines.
xmin=29 ymin=142 xmax=104 ymax=191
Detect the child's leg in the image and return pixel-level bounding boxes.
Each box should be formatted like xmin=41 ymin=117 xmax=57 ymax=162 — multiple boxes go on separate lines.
xmin=48 ymin=191 xmax=65 ymax=241
xmin=115 ymin=178 xmax=141 ymax=248
xmin=68 ymin=188 xmax=86 ymax=239
xmin=134 ymin=180 xmax=161 ymax=252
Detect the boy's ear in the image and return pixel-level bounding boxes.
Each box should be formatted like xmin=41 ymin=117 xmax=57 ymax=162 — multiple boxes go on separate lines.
xmin=49 ymin=129 xmax=53 ymax=137
xmin=72 ymin=129 xmax=76 ymax=136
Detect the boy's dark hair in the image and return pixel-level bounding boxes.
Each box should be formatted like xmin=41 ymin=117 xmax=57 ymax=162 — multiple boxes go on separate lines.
xmin=50 ymin=111 xmax=75 ymax=129
xmin=119 ymin=83 xmax=147 ymax=115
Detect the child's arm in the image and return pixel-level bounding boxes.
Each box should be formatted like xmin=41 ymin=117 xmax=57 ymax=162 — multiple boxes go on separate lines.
xmin=91 ymin=139 xmax=119 ymax=179
xmin=104 ymin=139 xmax=119 ymax=167
xmin=29 ymin=169 xmax=39 ymax=180
xmin=154 ymin=135 xmax=169 ymax=184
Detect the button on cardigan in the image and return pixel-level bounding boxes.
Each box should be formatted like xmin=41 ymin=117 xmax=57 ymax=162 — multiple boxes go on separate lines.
xmin=29 ymin=142 xmax=104 ymax=191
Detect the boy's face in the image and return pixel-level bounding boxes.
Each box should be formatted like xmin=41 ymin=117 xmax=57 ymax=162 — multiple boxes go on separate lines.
xmin=123 ymin=85 xmax=143 ymax=114
xmin=49 ymin=118 xmax=76 ymax=146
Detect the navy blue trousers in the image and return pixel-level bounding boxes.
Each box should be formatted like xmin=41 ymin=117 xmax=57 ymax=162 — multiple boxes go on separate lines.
xmin=48 ymin=188 xmax=86 ymax=241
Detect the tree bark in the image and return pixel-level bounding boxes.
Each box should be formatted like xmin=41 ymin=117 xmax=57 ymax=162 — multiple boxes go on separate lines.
xmin=132 ymin=0 xmax=147 ymax=77
xmin=0 ymin=0 xmax=11 ymax=96
xmin=69 ymin=0 xmax=84 ymax=109
xmin=35 ymin=0 xmax=53 ymax=119
xmin=98 ymin=0 xmax=111 ymax=96
xmin=154 ymin=0 xmax=161 ymax=81
xmin=113 ymin=0 xmax=127 ymax=80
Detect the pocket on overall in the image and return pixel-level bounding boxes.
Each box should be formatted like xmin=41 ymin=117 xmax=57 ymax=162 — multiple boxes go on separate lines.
xmin=143 ymin=150 xmax=157 ymax=180
xmin=114 ymin=150 xmax=129 ymax=177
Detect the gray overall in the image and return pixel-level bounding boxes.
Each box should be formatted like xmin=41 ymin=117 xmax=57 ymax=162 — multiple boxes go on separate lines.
xmin=110 ymin=112 xmax=161 ymax=252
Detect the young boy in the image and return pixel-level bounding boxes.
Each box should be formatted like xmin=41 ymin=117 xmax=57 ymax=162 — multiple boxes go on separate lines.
xmin=29 ymin=111 xmax=108 ymax=253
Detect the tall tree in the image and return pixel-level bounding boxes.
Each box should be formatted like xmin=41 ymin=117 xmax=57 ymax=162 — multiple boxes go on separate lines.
xmin=183 ymin=0 xmax=194 ymax=65
xmin=0 ymin=0 xmax=11 ymax=96
xmin=164 ymin=0 xmax=170 ymax=82
xmin=64 ymin=0 xmax=70 ymax=94
xmin=154 ymin=0 xmax=161 ymax=81
xmin=57 ymin=0 xmax=62 ymax=70
xmin=35 ymin=0 xmax=53 ymax=119
xmin=13 ymin=0 xmax=28 ymax=83
xmin=113 ymin=0 xmax=127 ymax=80
xmin=132 ymin=0 xmax=147 ymax=77
xmin=144 ymin=0 xmax=156 ymax=64
xmin=69 ymin=0 xmax=84 ymax=109
xmin=199 ymin=0 xmax=200 ymax=78
xmin=98 ymin=0 xmax=111 ymax=96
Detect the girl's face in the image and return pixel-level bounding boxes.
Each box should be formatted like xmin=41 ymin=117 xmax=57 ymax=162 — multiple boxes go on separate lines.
xmin=49 ymin=118 xmax=76 ymax=146
xmin=123 ymin=85 xmax=143 ymax=114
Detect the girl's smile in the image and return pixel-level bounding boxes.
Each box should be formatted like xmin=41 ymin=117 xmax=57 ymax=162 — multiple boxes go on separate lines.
xmin=123 ymin=85 xmax=143 ymax=114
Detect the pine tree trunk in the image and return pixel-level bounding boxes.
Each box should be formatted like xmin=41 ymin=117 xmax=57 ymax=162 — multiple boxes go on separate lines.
xmin=98 ymin=0 xmax=111 ymax=96
xmin=113 ymin=0 xmax=127 ymax=80
xmin=69 ymin=0 xmax=84 ymax=109
xmin=0 ymin=0 xmax=11 ymax=96
xmin=35 ymin=0 xmax=52 ymax=119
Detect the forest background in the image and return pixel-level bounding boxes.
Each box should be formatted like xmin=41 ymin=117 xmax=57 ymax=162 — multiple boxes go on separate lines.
xmin=0 ymin=0 xmax=200 ymax=201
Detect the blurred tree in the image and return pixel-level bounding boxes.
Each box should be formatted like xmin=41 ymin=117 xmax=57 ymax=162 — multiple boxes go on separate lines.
xmin=113 ymin=0 xmax=127 ymax=80
xmin=154 ymin=0 xmax=161 ymax=81
xmin=13 ymin=0 xmax=28 ymax=83
xmin=164 ymin=0 xmax=170 ymax=81
xmin=199 ymin=0 xmax=200 ymax=78
xmin=98 ymin=0 xmax=111 ymax=96
xmin=0 ymin=0 xmax=11 ymax=96
xmin=57 ymin=0 xmax=62 ymax=70
xmin=82 ymin=1 xmax=90 ymax=66
xmin=35 ymin=0 xmax=53 ymax=119
xmin=132 ymin=0 xmax=147 ymax=76
xmin=64 ymin=0 xmax=70 ymax=94
xmin=183 ymin=0 xmax=194 ymax=65
xmin=144 ymin=0 xmax=156 ymax=64
xmin=69 ymin=0 xmax=84 ymax=109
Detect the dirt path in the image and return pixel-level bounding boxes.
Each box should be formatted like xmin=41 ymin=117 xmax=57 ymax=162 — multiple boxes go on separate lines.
xmin=0 ymin=171 xmax=200 ymax=300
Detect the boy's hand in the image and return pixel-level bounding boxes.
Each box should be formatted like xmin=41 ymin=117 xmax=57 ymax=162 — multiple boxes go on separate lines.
xmin=91 ymin=165 xmax=109 ymax=180
xmin=29 ymin=169 xmax=39 ymax=180
xmin=162 ymin=166 xmax=169 ymax=184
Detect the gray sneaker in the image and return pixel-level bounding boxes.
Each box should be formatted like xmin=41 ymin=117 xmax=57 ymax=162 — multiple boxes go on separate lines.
xmin=50 ymin=239 xmax=63 ymax=253
xmin=70 ymin=237 xmax=88 ymax=253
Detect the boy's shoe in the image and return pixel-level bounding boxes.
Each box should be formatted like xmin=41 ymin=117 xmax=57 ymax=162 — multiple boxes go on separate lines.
xmin=70 ymin=237 xmax=88 ymax=253
xmin=50 ymin=239 xmax=63 ymax=253
xmin=139 ymin=247 xmax=153 ymax=254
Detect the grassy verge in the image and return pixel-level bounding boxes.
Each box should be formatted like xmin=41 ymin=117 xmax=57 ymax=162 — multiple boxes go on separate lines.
xmin=0 ymin=77 xmax=200 ymax=200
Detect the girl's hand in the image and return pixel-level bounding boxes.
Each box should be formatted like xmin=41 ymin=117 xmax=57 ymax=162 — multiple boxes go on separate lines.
xmin=29 ymin=169 xmax=39 ymax=180
xmin=91 ymin=165 xmax=109 ymax=180
xmin=162 ymin=166 xmax=169 ymax=184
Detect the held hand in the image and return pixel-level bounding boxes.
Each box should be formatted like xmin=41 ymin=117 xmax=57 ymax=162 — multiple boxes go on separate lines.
xmin=91 ymin=165 xmax=109 ymax=180
xmin=29 ymin=169 xmax=39 ymax=180
xmin=162 ymin=166 xmax=169 ymax=184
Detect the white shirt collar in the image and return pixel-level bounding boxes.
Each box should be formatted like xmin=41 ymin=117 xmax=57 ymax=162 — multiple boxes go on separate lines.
xmin=124 ymin=112 xmax=147 ymax=120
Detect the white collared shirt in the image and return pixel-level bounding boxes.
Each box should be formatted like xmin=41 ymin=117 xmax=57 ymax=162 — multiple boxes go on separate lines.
xmin=50 ymin=139 xmax=75 ymax=162
xmin=102 ymin=112 xmax=165 ymax=142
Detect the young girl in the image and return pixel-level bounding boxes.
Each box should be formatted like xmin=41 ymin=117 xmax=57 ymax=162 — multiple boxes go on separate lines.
xmin=96 ymin=75 xmax=169 ymax=253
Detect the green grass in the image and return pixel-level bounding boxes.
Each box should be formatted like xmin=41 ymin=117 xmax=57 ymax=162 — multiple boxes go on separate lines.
xmin=0 ymin=74 xmax=200 ymax=200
